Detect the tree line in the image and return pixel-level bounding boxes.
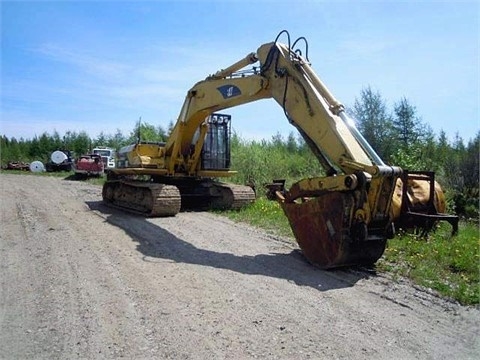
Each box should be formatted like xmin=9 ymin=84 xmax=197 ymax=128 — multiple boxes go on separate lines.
xmin=350 ymin=87 xmax=478 ymax=219
xmin=1 ymin=86 xmax=478 ymax=218
xmin=0 ymin=121 xmax=172 ymax=165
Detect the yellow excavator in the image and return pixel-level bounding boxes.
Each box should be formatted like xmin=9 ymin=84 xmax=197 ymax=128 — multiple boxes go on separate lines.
xmin=103 ymin=31 xmax=458 ymax=268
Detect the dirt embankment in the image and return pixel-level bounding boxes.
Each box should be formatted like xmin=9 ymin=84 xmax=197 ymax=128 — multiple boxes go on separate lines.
xmin=0 ymin=173 xmax=478 ymax=359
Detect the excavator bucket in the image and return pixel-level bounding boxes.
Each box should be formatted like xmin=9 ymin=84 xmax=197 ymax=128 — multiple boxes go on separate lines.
xmin=278 ymin=191 xmax=387 ymax=269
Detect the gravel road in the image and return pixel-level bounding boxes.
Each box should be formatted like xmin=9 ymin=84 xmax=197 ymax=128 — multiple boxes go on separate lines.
xmin=0 ymin=173 xmax=478 ymax=359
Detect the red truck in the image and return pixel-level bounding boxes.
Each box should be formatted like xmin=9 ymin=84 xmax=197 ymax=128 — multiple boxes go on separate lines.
xmin=74 ymin=154 xmax=104 ymax=178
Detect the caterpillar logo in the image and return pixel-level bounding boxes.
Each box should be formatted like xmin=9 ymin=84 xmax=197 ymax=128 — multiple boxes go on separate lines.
xmin=217 ymin=85 xmax=241 ymax=99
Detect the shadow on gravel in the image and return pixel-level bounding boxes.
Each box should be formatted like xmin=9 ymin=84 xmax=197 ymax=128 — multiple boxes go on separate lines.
xmin=86 ymin=201 xmax=375 ymax=292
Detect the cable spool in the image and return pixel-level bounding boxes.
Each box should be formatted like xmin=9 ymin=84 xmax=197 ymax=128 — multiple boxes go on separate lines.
xmin=51 ymin=150 xmax=68 ymax=164
xmin=29 ymin=161 xmax=45 ymax=172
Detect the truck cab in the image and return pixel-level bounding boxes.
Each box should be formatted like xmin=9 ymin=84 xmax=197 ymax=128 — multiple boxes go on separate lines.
xmin=92 ymin=147 xmax=116 ymax=169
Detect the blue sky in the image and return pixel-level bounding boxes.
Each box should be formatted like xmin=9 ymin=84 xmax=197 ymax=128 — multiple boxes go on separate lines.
xmin=1 ymin=0 xmax=479 ymax=144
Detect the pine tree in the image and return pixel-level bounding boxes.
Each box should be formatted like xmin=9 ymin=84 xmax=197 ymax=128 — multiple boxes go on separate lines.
xmin=352 ymin=86 xmax=394 ymax=160
xmin=393 ymin=97 xmax=424 ymax=147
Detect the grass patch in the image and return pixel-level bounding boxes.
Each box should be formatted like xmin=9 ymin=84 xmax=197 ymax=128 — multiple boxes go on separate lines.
xmin=0 ymin=169 xmax=106 ymax=186
xmin=377 ymin=221 xmax=479 ymax=306
xmin=218 ymin=197 xmax=294 ymax=238
xmin=221 ymin=197 xmax=480 ymax=306
xmin=1 ymin=169 xmax=69 ymax=178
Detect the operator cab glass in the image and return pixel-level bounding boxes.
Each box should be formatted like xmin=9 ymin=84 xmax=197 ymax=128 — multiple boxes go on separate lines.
xmin=201 ymin=113 xmax=231 ymax=170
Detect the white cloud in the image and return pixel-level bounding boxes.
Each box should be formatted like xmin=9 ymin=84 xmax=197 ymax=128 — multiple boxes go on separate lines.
xmin=33 ymin=43 xmax=130 ymax=80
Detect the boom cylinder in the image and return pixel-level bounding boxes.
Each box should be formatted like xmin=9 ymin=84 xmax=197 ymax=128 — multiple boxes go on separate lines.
xmin=338 ymin=111 xmax=385 ymax=166
xmin=299 ymin=58 xmax=344 ymax=111
xmin=210 ymin=52 xmax=258 ymax=79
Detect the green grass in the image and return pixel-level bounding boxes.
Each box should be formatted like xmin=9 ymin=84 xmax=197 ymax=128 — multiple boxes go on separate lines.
xmin=217 ymin=197 xmax=294 ymax=238
xmin=377 ymin=222 xmax=479 ymax=305
xmin=221 ymin=198 xmax=480 ymax=306
xmin=0 ymin=169 xmax=106 ymax=186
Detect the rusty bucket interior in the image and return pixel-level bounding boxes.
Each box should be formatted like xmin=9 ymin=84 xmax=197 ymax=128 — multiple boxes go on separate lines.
xmin=279 ymin=191 xmax=387 ymax=269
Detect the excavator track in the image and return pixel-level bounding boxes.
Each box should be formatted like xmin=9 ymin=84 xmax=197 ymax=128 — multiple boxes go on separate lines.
xmin=164 ymin=180 xmax=256 ymax=211
xmin=102 ymin=180 xmax=181 ymax=217
xmin=209 ymin=182 xmax=256 ymax=210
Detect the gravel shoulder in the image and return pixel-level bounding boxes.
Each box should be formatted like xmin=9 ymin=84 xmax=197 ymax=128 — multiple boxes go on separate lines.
xmin=0 ymin=173 xmax=478 ymax=359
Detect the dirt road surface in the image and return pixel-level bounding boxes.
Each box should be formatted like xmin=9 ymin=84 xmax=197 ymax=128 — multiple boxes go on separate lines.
xmin=0 ymin=173 xmax=478 ymax=359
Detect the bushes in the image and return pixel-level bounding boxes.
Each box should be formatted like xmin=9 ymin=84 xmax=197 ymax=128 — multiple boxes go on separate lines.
xmin=229 ymin=133 xmax=324 ymax=195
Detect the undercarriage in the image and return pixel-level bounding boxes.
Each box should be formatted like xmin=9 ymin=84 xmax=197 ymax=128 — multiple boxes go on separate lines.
xmin=102 ymin=174 xmax=255 ymax=217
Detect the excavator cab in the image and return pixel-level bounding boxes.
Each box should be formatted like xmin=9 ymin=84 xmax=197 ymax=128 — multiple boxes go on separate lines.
xmin=201 ymin=113 xmax=231 ymax=170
